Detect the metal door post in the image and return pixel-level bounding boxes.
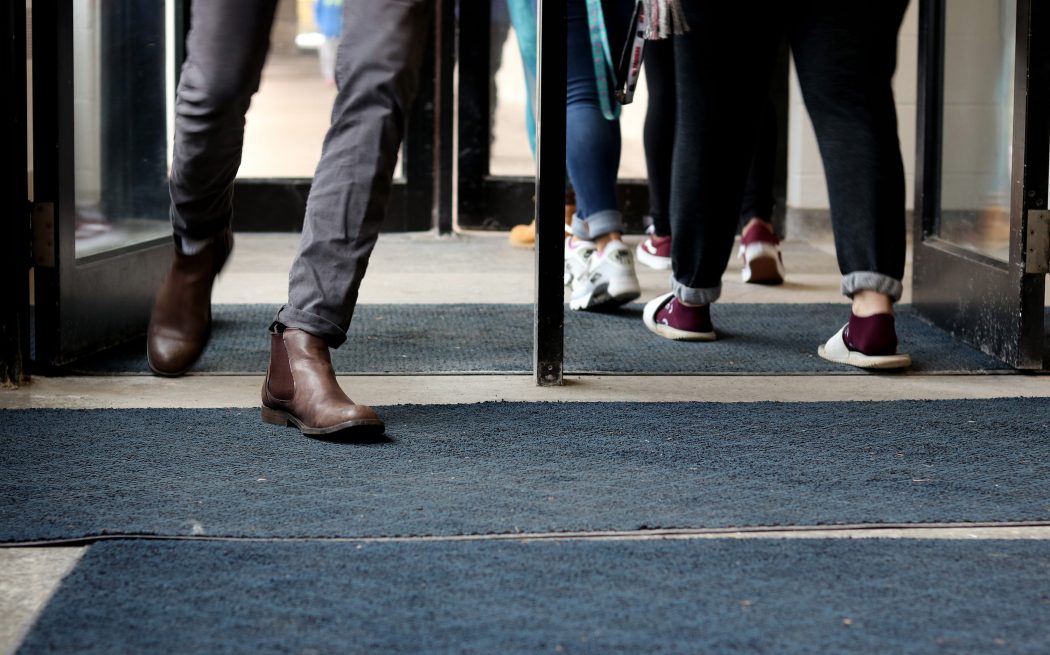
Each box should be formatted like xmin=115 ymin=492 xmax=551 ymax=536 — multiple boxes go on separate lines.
xmin=534 ymin=0 xmax=565 ymax=386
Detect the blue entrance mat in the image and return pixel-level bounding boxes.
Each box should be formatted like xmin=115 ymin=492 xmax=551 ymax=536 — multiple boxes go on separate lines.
xmin=17 ymin=539 xmax=1050 ymax=654
xmin=2 ymin=399 xmax=1048 ymax=542
xmin=67 ymin=303 xmax=1019 ymax=374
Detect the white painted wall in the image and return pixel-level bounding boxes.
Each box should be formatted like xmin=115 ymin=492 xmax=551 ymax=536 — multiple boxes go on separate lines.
xmin=787 ymin=2 xmax=919 ymax=212
xmin=72 ymin=0 xmax=102 ymax=209
xmin=787 ymin=1 xmax=1017 ymax=216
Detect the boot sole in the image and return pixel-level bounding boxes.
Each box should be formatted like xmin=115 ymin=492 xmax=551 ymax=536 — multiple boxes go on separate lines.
xmin=146 ymin=358 xmax=191 ymax=378
xmin=261 ymin=406 xmax=386 ymax=437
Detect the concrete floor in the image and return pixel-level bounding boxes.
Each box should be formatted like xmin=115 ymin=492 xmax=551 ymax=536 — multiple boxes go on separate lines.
xmin=2 ymin=231 xmax=1047 ymax=653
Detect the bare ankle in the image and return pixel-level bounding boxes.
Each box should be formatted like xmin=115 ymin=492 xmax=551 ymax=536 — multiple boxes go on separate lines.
xmin=851 ymin=290 xmax=893 ymax=317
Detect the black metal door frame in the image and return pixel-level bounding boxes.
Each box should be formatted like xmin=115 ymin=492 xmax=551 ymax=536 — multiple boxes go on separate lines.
xmin=913 ymin=0 xmax=1047 ymax=369
xmin=534 ymin=0 xmax=566 ymax=386
xmin=1 ymin=0 xmax=30 ymax=385
xmin=32 ymin=0 xmax=173 ymax=368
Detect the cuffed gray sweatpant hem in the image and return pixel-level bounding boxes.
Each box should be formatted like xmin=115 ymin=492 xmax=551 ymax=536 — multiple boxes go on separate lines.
xmin=571 ymin=209 xmax=625 ymax=241
xmin=671 ymin=275 xmax=722 ymax=306
xmin=274 ymin=305 xmax=348 ymax=349
xmin=840 ymin=271 xmax=903 ymax=302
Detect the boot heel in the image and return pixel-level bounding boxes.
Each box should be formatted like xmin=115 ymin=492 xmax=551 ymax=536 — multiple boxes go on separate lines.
xmin=260 ymin=406 xmax=289 ymax=427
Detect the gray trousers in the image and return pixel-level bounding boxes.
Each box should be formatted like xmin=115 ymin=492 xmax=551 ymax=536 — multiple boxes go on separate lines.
xmin=169 ymin=0 xmax=432 ymax=348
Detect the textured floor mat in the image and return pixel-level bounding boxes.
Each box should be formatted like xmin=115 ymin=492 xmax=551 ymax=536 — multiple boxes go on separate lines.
xmin=3 ymin=399 xmax=1048 ymax=542
xmin=68 ymin=304 xmax=1019 ymax=374
xmin=17 ymin=539 xmax=1050 ymax=654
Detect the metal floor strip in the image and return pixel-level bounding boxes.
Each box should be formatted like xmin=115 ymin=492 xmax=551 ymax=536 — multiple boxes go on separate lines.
xmin=5 ymin=521 xmax=1050 ymax=548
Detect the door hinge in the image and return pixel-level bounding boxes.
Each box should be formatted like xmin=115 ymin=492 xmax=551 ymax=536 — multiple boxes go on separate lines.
xmin=1025 ymin=209 xmax=1050 ymax=274
xmin=32 ymin=202 xmax=55 ymax=268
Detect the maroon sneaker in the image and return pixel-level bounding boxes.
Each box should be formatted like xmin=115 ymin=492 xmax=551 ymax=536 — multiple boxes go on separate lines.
xmin=636 ymin=225 xmax=672 ymax=270
xmin=818 ymin=312 xmax=912 ymax=369
xmin=739 ymin=221 xmax=785 ymax=284
xmin=642 ymin=292 xmax=716 ymax=341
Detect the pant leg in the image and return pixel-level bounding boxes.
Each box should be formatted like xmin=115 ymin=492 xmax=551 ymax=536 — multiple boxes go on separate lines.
xmin=278 ymin=0 xmax=433 ymax=348
xmin=738 ymin=96 xmax=779 ymax=224
xmin=566 ymin=0 xmax=624 ymax=240
xmin=168 ymin=0 xmax=277 ymax=242
xmin=643 ymin=39 xmax=675 ymax=237
xmin=670 ymin=2 xmax=781 ymax=305
xmin=788 ymin=0 xmax=909 ymax=301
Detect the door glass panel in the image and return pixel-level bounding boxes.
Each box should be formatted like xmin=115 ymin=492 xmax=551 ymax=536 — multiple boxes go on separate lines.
xmin=938 ymin=0 xmax=1015 ymax=262
xmin=73 ymin=0 xmax=172 ymax=259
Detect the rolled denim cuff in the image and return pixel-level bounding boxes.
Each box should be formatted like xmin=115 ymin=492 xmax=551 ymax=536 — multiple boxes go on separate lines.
xmin=840 ymin=272 xmax=903 ymax=302
xmin=571 ymin=213 xmax=588 ymax=240
xmin=671 ymin=274 xmax=722 ymax=306
xmin=571 ymin=209 xmax=624 ymax=241
xmin=274 ymin=304 xmax=348 ymax=349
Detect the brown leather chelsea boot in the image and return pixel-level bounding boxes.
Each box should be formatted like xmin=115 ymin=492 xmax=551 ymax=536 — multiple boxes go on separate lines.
xmin=147 ymin=229 xmax=234 ymax=376
xmin=261 ymin=327 xmax=385 ymax=437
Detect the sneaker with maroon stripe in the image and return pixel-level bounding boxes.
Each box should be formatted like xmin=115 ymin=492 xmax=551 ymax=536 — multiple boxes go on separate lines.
xmin=739 ymin=222 xmax=785 ymax=284
xmin=642 ymin=292 xmax=717 ymax=341
xmin=817 ymin=312 xmax=911 ymax=369
xmin=564 ymin=236 xmax=596 ymax=288
xmin=636 ymin=225 xmax=672 ymax=270
xmin=569 ymin=240 xmax=641 ymax=311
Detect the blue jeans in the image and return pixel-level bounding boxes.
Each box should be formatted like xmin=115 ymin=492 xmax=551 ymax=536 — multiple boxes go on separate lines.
xmin=566 ymin=0 xmax=629 ymax=241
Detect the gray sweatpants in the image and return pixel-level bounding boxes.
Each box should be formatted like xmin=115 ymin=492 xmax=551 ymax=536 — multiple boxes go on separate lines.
xmin=169 ymin=0 xmax=432 ymax=348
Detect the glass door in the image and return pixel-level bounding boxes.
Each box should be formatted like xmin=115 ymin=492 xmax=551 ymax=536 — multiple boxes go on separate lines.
xmin=32 ymin=0 xmax=175 ymax=366
xmin=912 ymin=0 xmax=1048 ymax=368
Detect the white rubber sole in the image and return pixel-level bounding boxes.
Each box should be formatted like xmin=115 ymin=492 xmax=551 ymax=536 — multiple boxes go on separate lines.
xmin=636 ymin=243 xmax=672 ymax=270
xmin=739 ymin=242 xmax=785 ymax=284
xmin=642 ymin=293 xmax=717 ymax=341
xmin=817 ymin=324 xmax=912 ymax=370
xmin=570 ymin=279 xmax=641 ymax=311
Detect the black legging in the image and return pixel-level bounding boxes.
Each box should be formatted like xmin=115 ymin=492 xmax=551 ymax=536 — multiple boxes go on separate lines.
xmin=669 ymin=0 xmax=908 ymax=302
xmin=643 ymin=39 xmax=778 ymax=238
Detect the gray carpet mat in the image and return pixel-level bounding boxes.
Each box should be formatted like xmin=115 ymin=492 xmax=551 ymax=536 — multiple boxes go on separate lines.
xmin=18 ymin=539 xmax=1050 ymax=654
xmin=68 ymin=303 xmax=1021 ymax=374
xmin=2 ymin=399 xmax=1048 ymax=542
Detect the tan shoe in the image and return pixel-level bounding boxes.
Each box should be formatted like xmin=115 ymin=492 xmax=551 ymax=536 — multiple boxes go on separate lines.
xmin=508 ymin=221 xmax=536 ymax=247
xmin=506 ymin=202 xmax=577 ymax=248
xmin=146 ymin=229 xmax=233 ymax=376
xmin=261 ymin=328 xmax=385 ymax=437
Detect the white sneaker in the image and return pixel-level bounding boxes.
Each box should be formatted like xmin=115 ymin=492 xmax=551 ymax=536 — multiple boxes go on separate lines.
xmin=569 ymin=240 xmax=641 ymax=311
xmin=564 ymin=236 xmax=596 ymax=287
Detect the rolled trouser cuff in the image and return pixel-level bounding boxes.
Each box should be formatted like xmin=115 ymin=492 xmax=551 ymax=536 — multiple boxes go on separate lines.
xmin=571 ymin=209 xmax=624 ymax=241
xmin=274 ymin=305 xmax=347 ymax=349
xmin=671 ymin=274 xmax=722 ymax=306
xmin=840 ymin=272 xmax=903 ymax=302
